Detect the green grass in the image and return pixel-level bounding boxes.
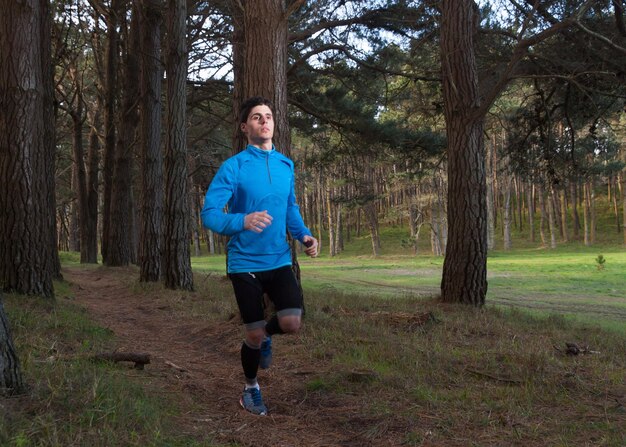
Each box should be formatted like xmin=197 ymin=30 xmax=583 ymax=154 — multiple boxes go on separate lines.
xmin=192 ymin=240 xmax=626 ymax=333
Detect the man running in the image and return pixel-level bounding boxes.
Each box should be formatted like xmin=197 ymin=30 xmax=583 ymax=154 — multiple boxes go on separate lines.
xmin=201 ymin=96 xmax=318 ymax=415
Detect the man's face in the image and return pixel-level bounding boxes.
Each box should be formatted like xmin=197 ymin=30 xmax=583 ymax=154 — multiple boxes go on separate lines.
xmin=241 ymin=105 xmax=274 ymax=146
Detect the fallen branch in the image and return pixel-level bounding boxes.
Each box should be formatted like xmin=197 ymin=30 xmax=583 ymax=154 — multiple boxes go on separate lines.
xmin=165 ymin=360 xmax=186 ymax=372
xmin=93 ymin=352 xmax=151 ymax=370
xmin=554 ymin=342 xmax=600 ymax=356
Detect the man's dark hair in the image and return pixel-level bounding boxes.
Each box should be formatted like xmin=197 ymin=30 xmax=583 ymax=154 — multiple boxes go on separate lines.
xmin=239 ymin=96 xmax=274 ymax=123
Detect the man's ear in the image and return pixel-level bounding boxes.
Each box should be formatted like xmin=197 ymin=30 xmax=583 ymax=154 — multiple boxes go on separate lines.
xmin=240 ymin=122 xmax=247 ymax=134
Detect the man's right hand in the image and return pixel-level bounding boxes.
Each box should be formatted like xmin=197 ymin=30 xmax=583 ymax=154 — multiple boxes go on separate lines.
xmin=244 ymin=210 xmax=273 ymax=233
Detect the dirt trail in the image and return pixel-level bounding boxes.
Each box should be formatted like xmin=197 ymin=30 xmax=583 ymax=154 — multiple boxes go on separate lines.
xmin=64 ymin=266 xmax=409 ymax=447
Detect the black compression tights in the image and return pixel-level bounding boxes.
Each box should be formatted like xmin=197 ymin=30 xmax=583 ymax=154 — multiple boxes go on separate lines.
xmin=241 ymin=342 xmax=260 ymax=382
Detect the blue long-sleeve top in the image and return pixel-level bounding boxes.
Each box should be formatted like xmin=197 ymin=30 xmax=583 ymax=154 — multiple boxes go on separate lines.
xmin=201 ymin=144 xmax=312 ymax=273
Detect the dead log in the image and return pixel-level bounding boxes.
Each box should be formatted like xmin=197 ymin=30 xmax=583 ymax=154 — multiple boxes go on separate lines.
xmin=93 ymin=352 xmax=151 ymax=369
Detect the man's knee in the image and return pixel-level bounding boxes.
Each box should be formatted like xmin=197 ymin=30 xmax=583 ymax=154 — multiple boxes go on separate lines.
xmin=279 ymin=315 xmax=301 ymax=333
xmin=245 ymin=327 xmax=265 ymax=348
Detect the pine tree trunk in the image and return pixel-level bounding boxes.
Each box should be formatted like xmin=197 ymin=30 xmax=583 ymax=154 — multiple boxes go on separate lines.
xmin=547 ymin=186 xmax=558 ymax=249
xmin=0 ymin=296 xmax=24 ymax=395
xmin=365 ymin=203 xmax=381 ymax=257
xmin=139 ymin=0 xmax=164 ymax=282
xmin=590 ymin=179 xmax=596 ymax=244
xmin=163 ymin=0 xmax=193 ymax=290
xmin=316 ymin=169 xmax=324 ymax=253
xmin=569 ymin=180 xmax=580 ymax=239
xmin=621 ymin=173 xmax=626 ymax=246
xmin=84 ymin=107 xmax=101 ymax=263
xmin=336 ymin=203 xmax=343 ymax=254
xmin=516 ymin=178 xmax=523 ymax=232
xmin=107 ymin=6 xmax=140 ymax=266
xmin=537 ymin=183 xmax=547 ymax=247
xmin=430 ymin=177 xmax=443 ymax=256
xmin=101 ymin=0 xmax=121 ymax=263
xmin=440 ymin=0 xmax=487 ymax=306
xmin=560 ymin=187 xmax=569 ymax=242
xmin=486 ymin=139 xmax=496 ymax=250
xmin=611 ymin=177 xmax=620 ymax=234
xmin=69 ymin=194 xmax=80 ymax=252
xmin=41 ymin=0 xmax=61 ymax=278
xmin=68 ymin=68 xmax=93 ymax=262
xmin=326 ymin=182 xmax=336 ymax=256
xmin=503 ymin=176 xmax=512 ymax=250
xmin=0 ymin=0 xmax=55 ymax=296
xmin=527 ymin=182 xmax=535 ymax=243
xmin=409 ymin=200 xmax=419 ymax=254
xmin=583 ymin=184 xmax=589 ymax=244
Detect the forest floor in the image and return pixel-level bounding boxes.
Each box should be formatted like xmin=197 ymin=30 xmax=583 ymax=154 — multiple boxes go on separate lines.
xmin=60 ymin=263 xmax=626 ymax=447
xmin=63 ymin=266 xmax=406 ymax=447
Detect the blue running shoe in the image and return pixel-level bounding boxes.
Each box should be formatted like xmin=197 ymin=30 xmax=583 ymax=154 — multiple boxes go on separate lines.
xmin=259 ymin=336 xmax=272 ymax=369
xmin=240 ymin=387 xmax=268 ymax=415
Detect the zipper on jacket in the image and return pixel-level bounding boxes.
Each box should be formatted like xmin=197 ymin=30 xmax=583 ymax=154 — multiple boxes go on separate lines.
xmin=266 ymin=153 xmax=272 ymax=184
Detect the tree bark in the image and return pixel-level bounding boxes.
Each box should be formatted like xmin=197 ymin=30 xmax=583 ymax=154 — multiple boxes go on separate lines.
xmin=84 ymin=106 xmax=101 ymax=263
xmin=560 ymin=187 xmax=569 ymax=242
xmin=0 ymin=0 xmax=55 ymax=296
xmin=569 ymin=180 xmax=580 ymax=239
xmin=139 ymin=0 xmax=164 ymax=282
xmin=107 ymin=5 xmax=140 ymax=266
xmin=611 ymin=177 xmax=620 ymax=234
xmin=583 ymin=181 xmax=591 ymax=246
xmin=486 ymin=137 xmax=496 ymax=250
xmin=0 ymin=296 xmax=24 ymax=395
xmin=41 ymin=0 xmax=61 ymax=278
xmin=68 ymin=66 xmax=93 ymax=263
xmin=622 ymin=173 xmax=626 ymax=246
xmin=235 ymin=0 xmax=290 ymax=155
xmin=163 ymin=0 xmax=193 ymax=290
xmin=527 ymin=182 xmax=535 ymax=243
xmin=547 ymin=185 xmax=558 ymax=249
xmin=326 ymin=181 xmax=336 ymax=256
xmin=440 ymin=0 xmax=487 ymax=306
xmin=503 ymin=176 xmax=512 ymax=250
xmin=537 ymin=183 xmax=547 ymax=247
xmin=101 ymin=0 xmax=121 ymax=263
xmin=589 ymin=179 xmax=597 ymax=244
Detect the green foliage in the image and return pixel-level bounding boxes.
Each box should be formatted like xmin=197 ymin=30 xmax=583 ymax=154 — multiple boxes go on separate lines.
xmin=596 ymin=254 xmax=606 ymax=270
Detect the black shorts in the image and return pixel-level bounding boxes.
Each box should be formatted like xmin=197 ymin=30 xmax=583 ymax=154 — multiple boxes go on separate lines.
xmin=229 ymin=266 xmax=303 ymax=330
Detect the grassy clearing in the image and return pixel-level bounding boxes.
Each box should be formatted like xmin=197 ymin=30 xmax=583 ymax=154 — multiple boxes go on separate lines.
xmin=192 ymin=242 xmax=626 ymax=334
xmin=0 ymin=281 xmax=210 ymax=447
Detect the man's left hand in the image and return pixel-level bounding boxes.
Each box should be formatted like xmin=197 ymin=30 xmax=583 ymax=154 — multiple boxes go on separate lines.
xmin=302 ymin=236 xmax=318 ymax=258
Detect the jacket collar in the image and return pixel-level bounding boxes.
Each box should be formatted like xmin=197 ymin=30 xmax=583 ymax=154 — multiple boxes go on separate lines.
xmin=246 ymin=144 xmax=275 ymax=156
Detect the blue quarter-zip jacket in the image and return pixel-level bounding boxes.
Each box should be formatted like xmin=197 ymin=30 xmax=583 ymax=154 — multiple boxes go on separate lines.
xmin=201 ymin=145 xmax=312 ymax=273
